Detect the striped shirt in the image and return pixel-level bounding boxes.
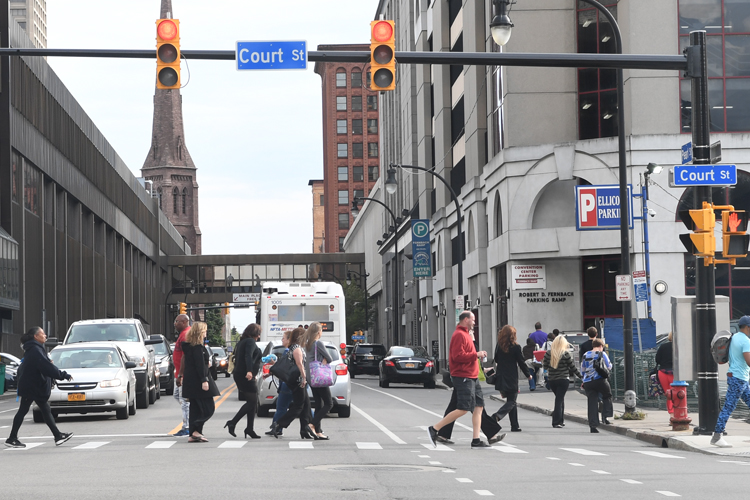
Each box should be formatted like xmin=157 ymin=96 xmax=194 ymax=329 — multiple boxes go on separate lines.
xmin=542 ymin=350 xmax=582 ymax=381
xmin=581 ymin=350 xmax=612 ymax=383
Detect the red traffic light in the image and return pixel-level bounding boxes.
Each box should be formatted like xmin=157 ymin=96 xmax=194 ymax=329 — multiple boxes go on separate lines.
xmin=372 ymin=21 xmax=393 ymax=43
xmin=157 ymin=20 xmax=178 ymax=41
xmin=156 ymin=18 xmax=181 ymax=90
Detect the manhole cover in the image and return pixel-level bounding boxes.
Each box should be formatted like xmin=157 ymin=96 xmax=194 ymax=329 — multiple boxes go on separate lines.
xmin=307 ymin=464 xmax=452 ymax=472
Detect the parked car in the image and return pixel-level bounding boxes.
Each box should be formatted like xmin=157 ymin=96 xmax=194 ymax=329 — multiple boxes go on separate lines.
xmin=1 ymin=352 xmax=21 ymax=390
xmin=150 ymin=335 xmax=175 ymax=395
xmin=256 ymin=340 xmax=351 ymax=418
xmin=349 ymin=343 xmax=386 ymax=377
xmin=378 ymin=346 xmax=436 ymax=388
xmin=36 ymin=343 xmax=137 ymax=420
xmin=211 ymin=346 xmax=230 ymax=377
xmin=205 ymin=345 xmax=218 ymax=381
xmin=54 ymin=318 xmax=161 ymax=409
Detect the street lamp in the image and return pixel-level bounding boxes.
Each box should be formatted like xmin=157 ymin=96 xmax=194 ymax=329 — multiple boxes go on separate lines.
xmin=317 ymin=271 xmax=342 ymax=285
xmin=639 ymin=163 xmax=663 ymax=321
xmin=490 ymin=0 xmax=515 ymax=46
xmin=384 ymin=167 xmax=398 ymax=195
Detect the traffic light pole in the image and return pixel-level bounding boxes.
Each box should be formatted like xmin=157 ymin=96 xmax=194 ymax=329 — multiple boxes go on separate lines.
xmin=688 ymin=31 xmax=720 ymax=435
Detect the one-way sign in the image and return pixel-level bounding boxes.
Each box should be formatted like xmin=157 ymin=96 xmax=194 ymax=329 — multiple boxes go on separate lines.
xmin=236 ymin=41 xmax=307 ymax=71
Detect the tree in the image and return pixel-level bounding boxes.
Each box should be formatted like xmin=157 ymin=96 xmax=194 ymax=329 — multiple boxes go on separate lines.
xmin=343 ymin=282 xmax=374 ymax=340
xmin=205 ymin=305 xmax=225 ymax=346
xmin=230 ymin=326 xmax=240 ymax=343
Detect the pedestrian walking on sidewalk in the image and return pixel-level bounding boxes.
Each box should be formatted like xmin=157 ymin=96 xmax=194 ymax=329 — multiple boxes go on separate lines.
xmin=581 ymin=339 xmax=613 ymax=433
xmin=304 ymin=322 xmax=333 ymax=440
xmin=579 ymin=327 xmax=599 ymax=362
xmin=427 ymin=312 xmax=492 ymax=449
xmin=522 ymin=338 xmax=539 ymax=391
xmin=5 ymin=327 xmax=74 ymax=448
xmin=654 ymin=332 xmax=674 ymax=414
xmin=171 ymin=314 xmax=191 ymax=437
xmin=225 ymin=323 xmax=263 ymax=439
xmin=491 ymin=325 xmax=532 ymax=432
xmin=711 ymin=316 xmax=750 ymax=448
xmin=181 ymin=322 xmax=220 ymax=443
xmin=528 ymin=322 xmax=547 ymax=348
xmin=543 ymin=335 xmax=582 ymax=428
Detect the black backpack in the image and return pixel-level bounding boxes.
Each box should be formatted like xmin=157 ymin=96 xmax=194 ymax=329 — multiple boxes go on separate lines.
xmin=593 ymin=352 xmax=610 ymax=379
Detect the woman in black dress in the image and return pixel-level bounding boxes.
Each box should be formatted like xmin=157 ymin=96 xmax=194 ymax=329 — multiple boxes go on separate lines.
xmin=225 ymin=323 xmax=263 ymax=439
xmin=181 ymin=322 xmax=220 ymax=443
xmin=491 ymin=325 xmax=532 ymax=432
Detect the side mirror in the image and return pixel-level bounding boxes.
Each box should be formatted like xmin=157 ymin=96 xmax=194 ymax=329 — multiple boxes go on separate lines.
xmin=45 ymin=338 xmax=61 ymax=348
xmin=144 ymin=338 xmax=161 ymax=345
xmin=124 ymin=361 xmax=137 ymax=369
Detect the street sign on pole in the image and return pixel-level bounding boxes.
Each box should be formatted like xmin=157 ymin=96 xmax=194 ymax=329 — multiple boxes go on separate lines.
xmin=616 ymin=275 xmax=632 ymax=302
xmin=669 ymin=164 xmax=737 ymax=187
xmin=681 ymin=142 xmax=693 ymax=164
xmin=233 ymin=293 xmax=260 ymax=303
xmin=633 ymin=270 xmax=648 ymax=303
xmin=236 ymin=41 xmax=307 ymax=70
xmin=575 ymin=184 xmax=634 ymax=231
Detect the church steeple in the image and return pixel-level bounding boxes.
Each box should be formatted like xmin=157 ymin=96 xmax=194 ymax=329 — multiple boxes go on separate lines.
xmin=142 ymin=0 xmax=201 ymax=254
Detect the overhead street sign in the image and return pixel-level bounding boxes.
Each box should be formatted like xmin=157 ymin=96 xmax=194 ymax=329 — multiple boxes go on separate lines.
xmin=669 ymin=164 xmax=737 ymax=187
xmin=233 ymin=293 xmax=260 ymax=303
xmin=236 ymin=41 xmax=307 ymax=70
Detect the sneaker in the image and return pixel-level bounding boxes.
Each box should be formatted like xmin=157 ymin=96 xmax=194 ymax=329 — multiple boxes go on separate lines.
xmin=471 ymin=440 xmax=492 ymax=449
xmin=711 ymin=433 xmax=732 ymax=448
xmin=172 ymin=429 xmax=190 ymax=437
xmin=488 ymin=433 xmax=506 ymax=444
xmin=427 ymin=426 xmax=438 ymax=448
xmin=435 ymin=435 xmax=454 ymax=445
xmin=55 ymin=432 xmax=73 ymax=446
xmin=4 ymin=439 xmax=25 ymax=449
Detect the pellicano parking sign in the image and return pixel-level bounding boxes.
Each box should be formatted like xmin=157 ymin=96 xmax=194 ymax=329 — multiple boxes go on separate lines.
xmin=575 ymin=184 xmax=633 ymax=231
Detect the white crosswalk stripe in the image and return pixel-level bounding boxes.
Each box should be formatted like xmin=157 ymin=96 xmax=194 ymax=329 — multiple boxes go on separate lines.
xmin=560 ymin=448 xmax=607 ymax=456
xmin=421 ymin=443 xmax=454 ymax=452
xmin=218 ymin=441 xmax=246 ymax=449
xmin=474 ymin=490 xmax=494 ymax=496
xmin=356 ymin=442 xmax=382 ymax=450
xmin=656 ymin=491 xmax=681 ymax=497
xmin=4 ymin=442 xmax=44 ymax=451
xmin=633 ymin=451 xmax=685 ymax=459
xmin=492 ymin=445 xmax=527 ymax=454
xmin=289 ymin=441 xmax=314 ymax=449
xmin=72 ymin=441 xmax=109 ymax=450
xmin=146 ymin=441 xmax=175 ymax=449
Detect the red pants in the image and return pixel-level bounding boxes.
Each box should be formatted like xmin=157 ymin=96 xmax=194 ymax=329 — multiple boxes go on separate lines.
xmin=658 ymin=370 xmax=674 ymax=413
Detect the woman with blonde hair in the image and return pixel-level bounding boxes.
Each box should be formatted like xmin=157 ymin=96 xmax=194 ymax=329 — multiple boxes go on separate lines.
xmin=180 ymin=322 xmax=220 ymax=442
xmin=303 ymin=322 xmax=333 ymax=439
xmin=542 ymin=335 xmax=582 ymax=428
xmin=491 ymin=325 xmax=532 ymax=432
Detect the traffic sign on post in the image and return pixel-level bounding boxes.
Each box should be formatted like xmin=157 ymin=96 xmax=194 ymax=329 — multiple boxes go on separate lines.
xmin=236 ymin=41 xmax=307 ymax=70
xmin=616 ymin=275 xmax=632 ymax=302
xmin=681 ymin=142 xmax=693 ymax=164
xmin=669 ymin=164 xmax=737 ymax=187
xmin=633 ymin=270 xmax=648 ymax=303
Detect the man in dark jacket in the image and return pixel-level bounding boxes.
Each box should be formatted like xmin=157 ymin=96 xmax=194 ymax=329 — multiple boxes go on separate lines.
xmin=5 ymin=327 xmax=74 ymax=448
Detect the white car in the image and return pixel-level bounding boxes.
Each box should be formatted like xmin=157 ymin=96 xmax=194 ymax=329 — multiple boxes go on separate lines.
xmin=36 ymin=343 xmax=137 ymax=421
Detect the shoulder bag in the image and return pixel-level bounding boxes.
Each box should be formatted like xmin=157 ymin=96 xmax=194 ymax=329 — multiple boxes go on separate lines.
xmin=269 ymin=348 xmax=301 ymax=385
xmin=309 ymin=341 xmax=336 ymax=388
xmin=593 ymin=352 xmax=610 ymax=379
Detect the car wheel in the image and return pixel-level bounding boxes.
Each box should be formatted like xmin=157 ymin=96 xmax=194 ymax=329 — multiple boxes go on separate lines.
xmin=381 ymin=379 xmax=389 ymax=388
xmin=337 ymin=405 xmax=351 ymax=418
xmin=136 ymin=389 xmax=149 ymax=409
xmin=33 ymin=410 xmax=44 ymax=423
xmin=129 ymin=391 xmax=137 ymax=416
xmin=257 ymin=405 xmax=270 ymax=418
xmin=424 ymin=380 xmax=436 ymax=389
xmin=165 ymin=378 xmax=174 ymax=396
xmin=116 ymin=404 xmax=129 ymax=420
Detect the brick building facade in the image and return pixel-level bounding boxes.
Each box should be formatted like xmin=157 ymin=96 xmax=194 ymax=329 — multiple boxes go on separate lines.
xmin=308 ymin=179 xmax=325 ymax=253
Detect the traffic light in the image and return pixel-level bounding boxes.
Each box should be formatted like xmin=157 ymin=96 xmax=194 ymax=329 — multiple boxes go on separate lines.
xmin=179 ymin=302 xmax=187 ymax=315
xmin=679 ymin=205 xmax=716 ymax=258
xmin=722 ymin=210 xmax=750 ymax=259
xmin=370 ymin=20 xmax=396 ymax=91
xmin=224 ymin=302 xmax=230 ymax=315
xmin=156 ymin=18 xmax=180 ymax=90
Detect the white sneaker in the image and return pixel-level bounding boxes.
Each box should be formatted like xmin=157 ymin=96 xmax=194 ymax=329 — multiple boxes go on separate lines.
xmin=711 ymin=437 xmax=732 ymax=448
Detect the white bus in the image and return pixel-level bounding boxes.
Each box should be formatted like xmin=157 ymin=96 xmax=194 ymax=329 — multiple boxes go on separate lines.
xmin=259 ymin=281 xmax=346 ymax=347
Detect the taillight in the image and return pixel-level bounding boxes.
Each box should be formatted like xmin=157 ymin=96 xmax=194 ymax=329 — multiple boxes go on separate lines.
xmin=262 ymin=364 xmax=270 ymax=375
xmin=426 ymin=361 xmax=434 ymax=368
xmin=335 ymin=364 xmax=348 ymax=376
xmin=385 ymin=360 xmax=395 ymax=367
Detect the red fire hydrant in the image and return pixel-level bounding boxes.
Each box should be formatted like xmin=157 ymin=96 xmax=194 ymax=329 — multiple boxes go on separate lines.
xmin=667 ymin=381 xmax=692 ymax=431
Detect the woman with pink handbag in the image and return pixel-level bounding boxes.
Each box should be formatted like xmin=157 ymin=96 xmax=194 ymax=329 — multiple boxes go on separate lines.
xmin=303 ymin=323 xmax=334 ymax=440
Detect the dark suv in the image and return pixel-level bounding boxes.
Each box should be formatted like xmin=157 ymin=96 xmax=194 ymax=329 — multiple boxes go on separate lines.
xmin=349 ymin=343 xmax=386 ymax=378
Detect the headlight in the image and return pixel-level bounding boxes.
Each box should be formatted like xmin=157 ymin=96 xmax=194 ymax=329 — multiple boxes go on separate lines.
xmin=139 ymin=356 xmax=146 ymax=367
xmin=100 ymin=379 xmax=122 ymax=388
xmin=220 ymin=360 xmax=227 ymax=366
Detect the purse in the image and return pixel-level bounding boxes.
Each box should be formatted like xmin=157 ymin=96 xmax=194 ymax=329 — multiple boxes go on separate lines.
xmin=309 ymin=342 xmax=336 ymax=388
xmin=593 ymin=352 xmax=610 ymax=379
xmin=484 ymin=368 xmax=497 ymax=385
xmin=648 ymin=373 xmax=665 ymax=397
xmin=269 ymin=349 xmax=301 ymax=385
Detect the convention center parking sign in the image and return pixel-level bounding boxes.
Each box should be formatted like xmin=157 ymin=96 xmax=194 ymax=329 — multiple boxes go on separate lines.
xmin=575 ymin=184 xmax=633 ymax=231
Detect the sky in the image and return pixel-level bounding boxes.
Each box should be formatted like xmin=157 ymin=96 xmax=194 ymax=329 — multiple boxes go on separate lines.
xmin=45 ymin=1 xmax=379 ymax=330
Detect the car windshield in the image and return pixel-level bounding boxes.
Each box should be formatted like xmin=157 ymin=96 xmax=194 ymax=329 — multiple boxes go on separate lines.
xmin=152 ymin=341 xmax=168 ymax=356
xmin=211 ymin=347 xmax=226 ymax=357
xmin=67 ymin=324 xmax=140 ymax=343
xmin=51 ymin=348 xmax=122 ymax=369
xmin=390 ymin=347 xmax=428 ymax=357
xmin=357 ymin=345 xmax=386 ymax=355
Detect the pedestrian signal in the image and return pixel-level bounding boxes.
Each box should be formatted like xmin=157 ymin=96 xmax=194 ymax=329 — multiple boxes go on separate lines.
xmin=179 ymin=302 xmax=187 ymax=315
xmin=156 ymin=18 xmax=181 ymax=89
xmin=679 ymin=204 xmax=715 ymax=258
xmin=722 ymin=210 xmax=750 ymax=259
xmin=370 ymin=20 xmax=396 ymax=91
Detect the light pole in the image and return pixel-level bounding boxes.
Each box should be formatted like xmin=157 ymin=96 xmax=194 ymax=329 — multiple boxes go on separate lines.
xmin=352 ymin=196 xmax=402 ymax=346
xmin=640 ymin=163 xmax=662 ymax=321
xmin=317 ymin=271 xmax=342 ymax=285
xmin=347 ymin=270 xmax=370 ymax=332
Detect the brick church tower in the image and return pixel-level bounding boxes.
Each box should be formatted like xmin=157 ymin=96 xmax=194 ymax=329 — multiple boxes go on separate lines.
xmin=142 ymin=0 xmax=202 ymax=254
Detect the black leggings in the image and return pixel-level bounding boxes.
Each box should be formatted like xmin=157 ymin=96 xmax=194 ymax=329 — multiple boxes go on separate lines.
xmin=10 ymin=397 xmax=61 ymax=441
xmin=495 ymin=390 xmax=520 ymax=430
xmin=276 ymin=384 xmax=311 ymax=431
xmin=584 ymin=378 xmax=613 ymax=427
xmin=229 ymin=391 xmax=257 ymax=432
xmin=311 ymin=386 xmax=333 ymax=433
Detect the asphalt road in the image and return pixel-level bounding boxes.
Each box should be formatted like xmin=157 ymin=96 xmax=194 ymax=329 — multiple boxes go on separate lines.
xmin=1 ymin=375 xmax=746 ymax=499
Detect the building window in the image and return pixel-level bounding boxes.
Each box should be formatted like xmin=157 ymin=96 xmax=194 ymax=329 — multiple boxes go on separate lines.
xmin=337 ymin=143 xmax=348 ymax=158
xmin=336 ymin=71 xmax=347 ymax=87
xmin=351 ymin=71 xmax=362 ymax=88
xmin=679 ymin=0 xmax=750 ymax=132
xmin=339 ymin=237 xmax=346 ymax=251
xmin=338 ymin=166 xmax=348 ymax=181
xmin=450 ymin=158 xmax=466 ymax=194
xmin=577 ymin=2 xmax=618 ymax=140
xmin=336 ymin=96 xmax=347 ymax=111
xmin=319 ymin=194 xmax=324 ymax=206
xmin=182 ymin=188 xmax=187 ymax=214
xmin=367 ymin=95 xmax=377 ymax=111
xmin=367 ymin=119 xmax=378 ymax=134
xmin=582 ymin=255 xmax=622 ymax=329
xmin=353 ymin=189 xmax=364 ymax=200
xmin=352 ymin=119 xmax=363 ymax=134
xmin=336 ymin=119 xmax=347 ymax=134
xmin=173 ymin=187 xmax=179 ymax=214
xmin=368 ymin=142 xmax=379 ymax=158
xmin=366 ymin=71 xmax=371 ymax=87
xmin=338 ymin=212 xmax=349 ymax=229
xmin=368 ymin=166 xmax=379 ymax=181
xmin=23 ymin=162 xmax=40 ymax=216
xmin=353 ymin=166 xmax=364 ymax=182
xmin=352 ymin=143 xmax=363 ymax=158
xmin=352 ymin=95 xmax=362 ymax=111
xmin=451 ymin=232 xmax=466 ymax=267
xmin=338 ymin=190 xmax=349 ymax=205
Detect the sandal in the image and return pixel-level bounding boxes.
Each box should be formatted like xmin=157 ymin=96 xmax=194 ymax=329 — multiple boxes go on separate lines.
xmin=188 ymin=435 xmax=208 ymax=443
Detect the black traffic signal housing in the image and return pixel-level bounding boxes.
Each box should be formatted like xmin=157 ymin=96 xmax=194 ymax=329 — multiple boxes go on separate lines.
xmin=156 ymin=18 xmax=181 ymax=90
xmin=679 ymin=204 xmax=716 ymax=258
xmin=722 ymin=210 xmax=750 ymax=259
xmin=179 ymin=302 xmax=187 ymax=315
xmin=370 ymin=20 xmax=396 ymax=91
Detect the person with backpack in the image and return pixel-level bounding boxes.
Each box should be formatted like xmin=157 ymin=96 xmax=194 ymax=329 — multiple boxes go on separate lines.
xmin=711 ymin=316 xmax=750 ymax=448
xmin=581 ymin=339 xmax=613 ymax=433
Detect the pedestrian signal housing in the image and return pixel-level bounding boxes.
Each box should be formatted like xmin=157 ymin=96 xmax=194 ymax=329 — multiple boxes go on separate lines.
xmin=179 ymin=302 xmax=187 ymax=315
xmin=679 ymin=204 xmax=715 ymax=258
xmin=156 ymin=19 xmax=180 ymax=89
xmin=370 ymin=20 xmax=396 ymax=91
xmin=722 ymin=210 xmax=749 ymax=259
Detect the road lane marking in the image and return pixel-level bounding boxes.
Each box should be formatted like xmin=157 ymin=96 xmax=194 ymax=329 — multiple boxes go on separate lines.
xmin=546 ymin=457 xmax=561 ymax=460
xmin=719 ymin=460 xmax=750 ymax=465
xmin=289 ymin=441 xmax=314 ymax=449
xmin=656 ymin=492 xmax=681 ymax=497
xmin=0 ymin=408 xmax=18 ymax=414
xmin=429 ymin=461 xmax=442 ymax=465
xmin=568 ymin=463 xmax=585 ymax=466
xmin=421 ymin=443 xmax=454 ymax=452
xmin=351 ymin=403 xmax=407 ymax=444
xmin=443 ymin=470 xmax=456 ymax=473
xmin=620 ymin=479 xmax=643 ymax=484
xmin=474 ymin=490 xmax=494 ymax=496
xmin=560 ymin=448 xmax=607 ymax=456
xmin=492 ymin=445 xmax=527 ymax=453
xmin=146 ymin=441 xmax=175 ymax=449
xmin=72 ymin=441 xmax=109 ymax=449
xmin=418 ymin=454 xmax=430 ymax=458
xmin=633 ymin=451 xmax=685 ymax=459
xmin=4 ymin=442 xmax=43 ymax=450
xmin=356 ymin=442 xmax=382 ymax=450
xmin=218 ymin=441 xmax=246 ymax=449
xmin=591 ymin=470 xmax=610 ymax=475
xmin=169 ymin=382 xmax=237 ymax=435
xmin=456 ymin=478 xmax=473 ymax=483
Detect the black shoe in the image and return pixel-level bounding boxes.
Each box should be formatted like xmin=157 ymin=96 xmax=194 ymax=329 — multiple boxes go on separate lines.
xmin=602 ymin=419 xmax=611 ymax=425
xmin=55 ymin=432 xmax=73 ymax=446
xmin=269 ymin=422 xmax=281 ymax=439
xmin=511 ymin=428 xmax=522 ymax=432
xmin=488 ymin=433 xmax=506 ymax=444
xmin=4 ymin=439 xmax=25 ymax=449
xmin=244 ymin=429 xmax=260 ymax=439
xmin=471 ymin=440 xmax=492 ymax=449
xmin=590 ymin=427 xmax=599 ymax=433
xmin=427 ymin=426 xmax=438 ymax=447
xmin=265 ymin=429 xmax=283 ymax=437
xmin=225 ymin=421 xmax=237 ymax=438
xmin=435 ymin=435 xmax=454 ymax=445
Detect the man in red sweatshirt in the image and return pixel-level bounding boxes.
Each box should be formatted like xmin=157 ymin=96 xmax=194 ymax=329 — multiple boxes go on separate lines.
xmin=428 ymin=311 xmax=491 ymax=449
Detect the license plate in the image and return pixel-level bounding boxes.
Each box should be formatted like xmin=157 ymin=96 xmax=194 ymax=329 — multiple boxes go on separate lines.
xmin=68 ymin=393 xmax=85 ymax=402
xmin=365 ymin=355 xmax=373 ymax=359
xmin=405 ymin=363 xmax=415 ymax=368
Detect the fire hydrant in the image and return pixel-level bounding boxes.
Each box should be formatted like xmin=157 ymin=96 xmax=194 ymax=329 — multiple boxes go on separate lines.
xmin=667 ymin=381 xmax=692 ymax=431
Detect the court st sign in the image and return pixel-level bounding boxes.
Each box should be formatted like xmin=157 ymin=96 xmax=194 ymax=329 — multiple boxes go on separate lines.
xmin=575 ymin=184 xmax=633 ymax=231
xmin=669 ymin=164 xmax=737 ymax=187
xmin=236 ymin=41 xmax=307 ymax=70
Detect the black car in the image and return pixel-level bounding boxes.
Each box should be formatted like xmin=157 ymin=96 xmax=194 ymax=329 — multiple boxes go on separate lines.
xmin=205 ymin=345 xmax=218 ymax=381
xmin=150 ymin=335 xmax=175 ymax=396
xmin=379 ymin=346 xmax=436 ymax=388
xmin=211 ymin=346 xmax=230 ymax=377
xmin=349 ymin=343 xmax=386 ymax=378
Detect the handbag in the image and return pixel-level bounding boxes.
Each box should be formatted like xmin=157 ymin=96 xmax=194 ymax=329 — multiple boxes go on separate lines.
xmin=593 ymin=352 xmax=610 ymax=379
xmin=484 ymin=368 xmax=497 ymax=386
xmin=309 ymin=342 xmax=336 ymax=388
xmin=269 ymin=349 xmax=301 ymax=385
xmin=648 ymin=373 xmax=665 ymax=397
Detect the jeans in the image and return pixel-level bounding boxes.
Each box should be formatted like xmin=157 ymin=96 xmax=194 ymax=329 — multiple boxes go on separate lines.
xmin=173 ymin=383 xmax=189 ymax=431
xmin=9 ymin=397 xmax=62 ymax=441
xmin=311 ymin=386 xmax=333 ymax=433
xmin=548 ymin=379 xmax=569 ymax=426
xmin=715 ymin=376 xmax=750 ymax=434
xmin=272 ymin=382 xmax=293 ymax=424
xmin=583 ymin=378 xmax=613 ymax=427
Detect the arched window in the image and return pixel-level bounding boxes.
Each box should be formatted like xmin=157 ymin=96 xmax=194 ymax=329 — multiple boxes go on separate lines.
xmin=182 ymin=188 xmax=187 ymax=214
xmin=157 ymin=187 xmax=162 ymax=210
xmin=494 ymin=191 xmax=503 ymax=238
xmin=532 ymin=178 xmax=591 ymax=229
xmin=172 ymin=187 xmax=179 ymax=214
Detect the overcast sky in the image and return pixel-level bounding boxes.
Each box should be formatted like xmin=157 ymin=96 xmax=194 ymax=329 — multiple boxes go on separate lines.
xmin=46 ymin=1 xmax=378 ymax=330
